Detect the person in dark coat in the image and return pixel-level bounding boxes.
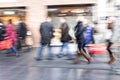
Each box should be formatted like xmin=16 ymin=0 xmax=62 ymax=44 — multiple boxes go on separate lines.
xmin=35 ymin=17 xmax=54 ymax=60
xmin=16 ymin=20 xmax=27 ymax=51
xmin=73 ymin=20 xmax=91 ymax=64
xmin=57 ymin=18 xmax=74 ymax=60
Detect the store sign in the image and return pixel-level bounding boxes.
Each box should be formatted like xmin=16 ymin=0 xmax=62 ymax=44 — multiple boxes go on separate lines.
xmin=0 ymin=0 xmax=17 ymax=3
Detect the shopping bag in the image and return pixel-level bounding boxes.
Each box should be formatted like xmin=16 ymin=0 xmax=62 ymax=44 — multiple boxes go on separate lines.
xmin=0 ymin=39 xmax=12 ymax=50
xmin=87 ymin=44 xmax=107 ymax=54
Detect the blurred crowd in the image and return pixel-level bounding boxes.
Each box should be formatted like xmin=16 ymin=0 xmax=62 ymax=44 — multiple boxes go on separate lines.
xmin=0 ymin=19 xmax=32 ymax=56
xmin=35 ymin=16 xmax=116 ymax=64
xmin=0 ymin=16 xmax=117 ymax=64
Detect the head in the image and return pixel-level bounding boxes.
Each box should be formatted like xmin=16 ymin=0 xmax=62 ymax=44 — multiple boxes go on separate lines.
xmin=60 ymin=18 xmax=66 ymax=23
xmin=107 ymin=16 xmax=115 ymax=23
xmin=83 ymin=19 xmax=89 ymax=27
xmin=19 ymin=18 xmax=24 ymax=23
xmin=8 ymin=19 xmax=12 ymax=24
xmin=76 ymin=16 xmax=85 ymax=22
xmin=46 ymin=17 xmax=52 ymax=22
xmin=93 ymin=21 xmax=98 ymax=25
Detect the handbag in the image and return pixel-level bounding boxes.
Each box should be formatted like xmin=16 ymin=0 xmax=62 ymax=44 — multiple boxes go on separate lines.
xmin=88 ymin=44 xmax=107 ymax=54
xmin=0 ymin=39 xmax=12 ymax=50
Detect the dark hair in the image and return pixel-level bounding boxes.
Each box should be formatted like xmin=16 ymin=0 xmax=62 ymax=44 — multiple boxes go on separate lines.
xmin=93 ymin=21 xmax=98 ymax=25
xmin=8 ymin=19 xmax=12 ymax=24
xmin=77 ymin=21 xmax=82 ymax=24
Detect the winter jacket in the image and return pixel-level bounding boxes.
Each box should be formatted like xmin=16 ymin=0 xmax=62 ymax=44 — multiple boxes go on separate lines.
xmin=60 ymin=22 xmax=72 ymax=42
xmin=17 ymin=22 xmax=27 ymax=39
xmin=6 ymin=24 xmax=17 ymax=44
xmin=84 ymin=26 xmax=94 ymax=44
xmin=40 ymin=21 xmax=53 ymax=45
xmin=74 ymin=21 xmax=85 ymax=43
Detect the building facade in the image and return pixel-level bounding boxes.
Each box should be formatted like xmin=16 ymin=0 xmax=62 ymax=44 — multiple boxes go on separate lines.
xmin=0 ymin=0 xmax=97 ymax=46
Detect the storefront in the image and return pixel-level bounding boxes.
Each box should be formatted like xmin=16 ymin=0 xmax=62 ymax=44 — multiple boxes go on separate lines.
xmin=0 ymin=0 xmax=97 ymax=46
xmin=0 ymin=7 xmax=26 ymax=25
xmin=48 ymin=4 xmax=95 ymax=29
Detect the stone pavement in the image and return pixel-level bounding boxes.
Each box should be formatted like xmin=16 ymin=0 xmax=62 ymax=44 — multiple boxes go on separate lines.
xmin=0 ymin=48 xmax=120 ymax=80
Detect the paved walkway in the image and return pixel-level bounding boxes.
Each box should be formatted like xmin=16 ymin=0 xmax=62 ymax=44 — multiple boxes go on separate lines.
xmin=0 ymin=48 xmax=120 ymax=80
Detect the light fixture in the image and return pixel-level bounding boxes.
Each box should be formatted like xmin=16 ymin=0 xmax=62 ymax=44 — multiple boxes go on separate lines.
xmin=48 ymin=8 xmax=58 ymax=12
xmin=71 ymin=9 xmax=84 ymax=13
xmin=3 ymin=11 xmax=15 ymax=15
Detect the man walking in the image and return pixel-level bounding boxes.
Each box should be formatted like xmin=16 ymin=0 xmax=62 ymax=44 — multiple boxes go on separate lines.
xmin=35 ymin=17 xmax=54 ymax=61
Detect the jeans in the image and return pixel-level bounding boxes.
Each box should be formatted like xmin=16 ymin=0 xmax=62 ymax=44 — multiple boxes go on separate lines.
xmin=37 ymin=44 xmax=54 ymax=59
xmin=58 ymin=42 xmax=73 ymax=59
xmin=7 ymin=46 xmax=18 ymax=55
xmin=11 ymin=46 xmax=18 ymax=54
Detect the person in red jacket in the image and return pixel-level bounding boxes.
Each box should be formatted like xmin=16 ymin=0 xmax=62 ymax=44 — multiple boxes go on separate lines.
xmin=6 ymin=19 xmax=19 ymax=56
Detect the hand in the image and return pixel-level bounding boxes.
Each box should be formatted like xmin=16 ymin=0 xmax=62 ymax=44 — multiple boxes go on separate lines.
xmin=4 ymin=37 xmax=9 ymax=40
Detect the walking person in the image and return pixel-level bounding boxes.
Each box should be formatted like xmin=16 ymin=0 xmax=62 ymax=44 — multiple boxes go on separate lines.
xmin=57 ymin=18 xmax=74 ymax=60
xmin=73 ymin=19 xmax=91 ymax=64
xmin=6 ymin=19 xmax=19 ymax=56
xmin=82 ymin=20 xmax=95 ymax=55
xmin=16 ymin=19 xmax=27 ymax=51
xmin=35 ymin=17 xmax=54 ymax=61
xmin=105 ymin=17 xmax=116 ymax=64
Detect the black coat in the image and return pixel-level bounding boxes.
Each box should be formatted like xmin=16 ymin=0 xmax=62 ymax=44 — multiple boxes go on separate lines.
xmin=60 ymin=22 xmax=72 ymax=42
xmin=40 ymin=21 xmax=53 ymax=45
xmin=17 ymin=22 xmax=27 ymax=39
xmin=74 ymin=21 xmax=85 ymax=43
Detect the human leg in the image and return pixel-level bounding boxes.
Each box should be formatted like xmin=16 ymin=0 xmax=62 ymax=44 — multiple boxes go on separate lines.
xmin=64 ymin=42 xmax=74 ymax=59
xmin=47 ymin=45 xmax=54 ymax=60
xmin=106 ymin=40 xmax=116 ymax=64
xmin=57 ymin=43 xmax=65 ymax=58
xmin=35 ymin=44 xmax=45 ymax=60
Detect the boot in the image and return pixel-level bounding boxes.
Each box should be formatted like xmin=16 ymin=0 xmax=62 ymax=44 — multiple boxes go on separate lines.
xmin=80 ymin=50 xmax=91 ymax=64
xmin=108 ymin=54 xmax=116 ymax=64
xmin=73 ymin=54 xmax=79 ymax=64
xmin=73 ymin=51 xmax=81 ymax=64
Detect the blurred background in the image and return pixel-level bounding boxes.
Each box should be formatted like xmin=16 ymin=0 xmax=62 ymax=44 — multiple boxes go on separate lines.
xmin=0 ymin=0 xmax=120 ymax=46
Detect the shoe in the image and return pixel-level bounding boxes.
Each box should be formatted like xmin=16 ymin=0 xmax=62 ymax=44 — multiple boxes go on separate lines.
xmin=66 ymin=58 xmax=74 ymax=60
xmin=34 ymin=57 xmax=42 ymax=61
xmin=108 ymin=54 xmax=116 ymax=64
xmin=56 ymin=54 xmax=63 ymax=58
xmin=46 ymin=58 xmax=54 ymax=60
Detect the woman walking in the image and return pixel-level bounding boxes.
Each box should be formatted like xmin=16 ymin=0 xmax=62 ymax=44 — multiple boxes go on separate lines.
xmin=105 ymin=17 xmax=116 ymax=64
xmin=73 ymin=20 xmax=91 ymax=64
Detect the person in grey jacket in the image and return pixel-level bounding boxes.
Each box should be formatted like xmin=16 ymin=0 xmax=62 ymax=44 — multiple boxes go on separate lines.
xmin=35 ymin=17 xmax=54 ymax=60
